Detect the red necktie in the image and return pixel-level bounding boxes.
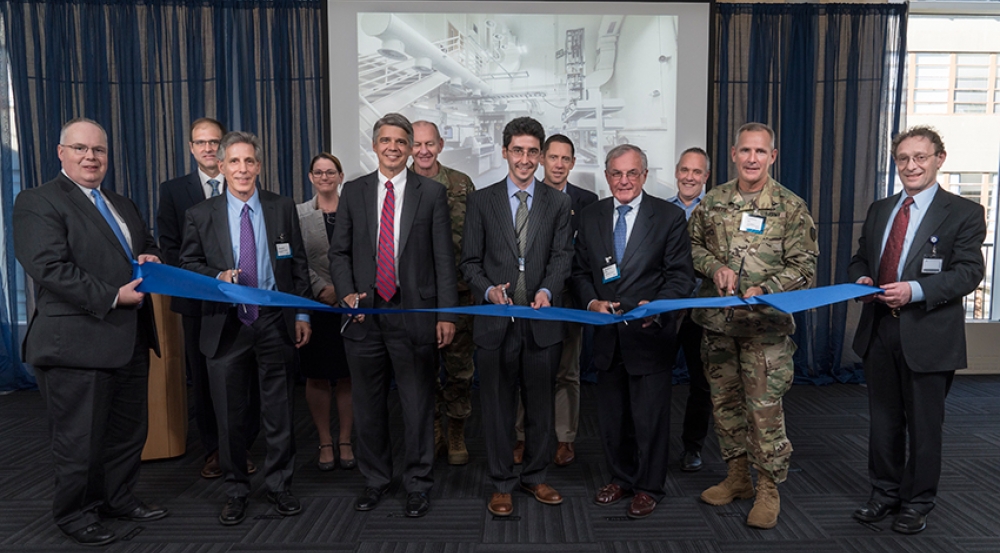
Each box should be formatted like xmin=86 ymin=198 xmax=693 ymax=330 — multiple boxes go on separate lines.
xmin=878 ymin=197 xmax=914 ymax=286
xmin=376 ymin=181 xmax=396 ymax=301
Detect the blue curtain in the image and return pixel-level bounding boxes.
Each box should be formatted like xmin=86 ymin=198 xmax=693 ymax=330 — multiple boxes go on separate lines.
xmin=713 ymin=4 xmax=907 ymax=384
xmin=0 ymin=0 xmax=324 ymax=390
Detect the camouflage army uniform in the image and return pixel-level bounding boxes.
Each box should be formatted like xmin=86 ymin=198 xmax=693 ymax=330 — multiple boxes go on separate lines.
xmin=688 ymin=177 xmax=818 ymax=483
xmin=415 ymin=162 xmax=476 ymax=420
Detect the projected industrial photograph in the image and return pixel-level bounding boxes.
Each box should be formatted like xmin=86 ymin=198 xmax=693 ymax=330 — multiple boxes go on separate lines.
xmin=356 ymin=12 xmax=679 ymax=198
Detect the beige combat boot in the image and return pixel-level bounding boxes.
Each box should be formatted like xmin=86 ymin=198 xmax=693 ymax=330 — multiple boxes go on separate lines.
xmin=447 ymin=417 xmax=470 ymax=465
xmin=700 ymin=455 xmax=755 ymax=505
xmin=434 ymin=415 xmax=447 ymax=458
xmin=746 ymin=471 xmax=780 ymax=529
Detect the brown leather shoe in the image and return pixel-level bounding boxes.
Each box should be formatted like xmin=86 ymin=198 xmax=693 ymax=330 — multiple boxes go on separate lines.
xmin=594 ymin=483 xmax=629 ymax=506
xmin=488 ymin=492 xmax=513 ymax=516
xmin=201 ymin=451 xmax=222 ymax=479
xmin=520 ymin=482 xmax=563 ymax=505
xmin=627 ymin=492 xmax=657 ymax=519
xmin=554 ymin=442 xmax=575 ymax=466
xmin=512 ymin=440 xmax=525 ymax=465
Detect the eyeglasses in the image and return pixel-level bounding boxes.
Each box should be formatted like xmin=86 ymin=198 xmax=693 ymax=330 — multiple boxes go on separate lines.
xmin=608 ymin=169 xmax=646 ymax=182
xmin=507 ymin=147 xmax=541 ymax=159
xmin=894 ymin=153 xmax=939 ymax=166
xmin=191 ymin=139 xmax=221 ymax=149
xmin=61 ymin=144 xmax=108 ymax=157
xmin=311 ymin=170 xmax=340 ymax=178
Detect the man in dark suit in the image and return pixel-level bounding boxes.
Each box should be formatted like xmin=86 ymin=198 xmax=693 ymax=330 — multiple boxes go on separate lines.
xmin=572 ymin=144 xmax=694 ymax=518
xmin=460 ymin=117 xmax=573 ymax=517
xmin=328 ymin=113 xmax=458 ymax=518
xmin=848 ymin=126 xmax=986 ymax=534
xmin=180 ymin=131 xmax=312 ymax=525
xmin=13 ymin=118 xmax=168 ymax=546
xmin=513 ymin=134 xmax=598 ymax=467
xmin=156 ymin=117 xmax=260 ymax=480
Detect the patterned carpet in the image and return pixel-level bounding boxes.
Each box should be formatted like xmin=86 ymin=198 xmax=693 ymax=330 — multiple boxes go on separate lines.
xmin=1 ymin=375 xmax=999 ymax=552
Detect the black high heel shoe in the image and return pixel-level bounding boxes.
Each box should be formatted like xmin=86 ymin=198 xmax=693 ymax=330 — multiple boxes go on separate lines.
xmin=317 ymin=444 xmax=336 ymax=471
xmin=338 ymin=442 xmax=356 ymax=470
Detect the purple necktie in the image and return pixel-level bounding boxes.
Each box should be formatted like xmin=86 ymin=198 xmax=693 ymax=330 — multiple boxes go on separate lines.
xmin=238 ymin=204 xmax=259 ymax=325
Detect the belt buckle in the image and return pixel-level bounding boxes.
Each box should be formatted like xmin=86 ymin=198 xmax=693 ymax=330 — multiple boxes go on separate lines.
xmin=891 ymin=308 xmax=900 ymax=318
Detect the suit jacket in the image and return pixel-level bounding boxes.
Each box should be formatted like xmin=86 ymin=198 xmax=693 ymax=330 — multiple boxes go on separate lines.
xmin=460 ymin=179 xmax=573 ymax=350
xmin=572 ymin=194 xmax=694 ymax=375
xmin=156 ymin=171 xmax=214 ymax=316
xmin=561 ymin=182 xmax=599 ymax=309
xmin=296 ymin=197 xmax=335 ymax=297
xmin=13 ymin=173 xmax=160 ymax=368
xmin=848 ymin=188 xmax=986 ymax=373
xmin=328 ymin=169 xmax=458 ymax=345
xmin=179 ymin=189 xmax=311 ymax=358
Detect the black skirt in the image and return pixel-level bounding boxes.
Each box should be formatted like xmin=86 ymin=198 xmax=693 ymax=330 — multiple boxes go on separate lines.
xmin=297 ymin=310 xmax=350 ymax=380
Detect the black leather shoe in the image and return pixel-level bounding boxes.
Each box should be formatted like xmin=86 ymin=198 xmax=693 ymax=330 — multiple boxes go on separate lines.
xmin=114 ymin=502 xmax=169 ymax=522
xmin=892 ymin=507 xmax=927 ymax=534
xmin=681 ymin=450 xmax=703 ymax=472
xmin=66 ymin=523 xmax=116 ymax=546
xmin=266 ymin=491 xmax=302 ymax=516
xmin=405 ymin=492 xmax=430 ymax=518
xmin=219 ymin=496 xmax=248 ymax=526
xmin=354 ymin=486 xmax=386 ymax=511
xmin=852 ymin=499 xmax=900 ymax=523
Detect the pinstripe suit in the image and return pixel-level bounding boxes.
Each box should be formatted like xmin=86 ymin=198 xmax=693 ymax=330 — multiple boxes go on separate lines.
xmin=460 ymin=178 xmax=573 ymax=492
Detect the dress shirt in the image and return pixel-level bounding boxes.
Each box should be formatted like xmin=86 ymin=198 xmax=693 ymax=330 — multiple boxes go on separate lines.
xmin=225 ymin=189 xmax=308 ymax=322
xmin=667 ymin=191 xmax=704 ymax=221
xmin=197 ymin=169 xmax=224 ymax=199
xmin=612 ymin=192 xmax=644 ymax=245
xmin=879 ymin=183 xmax=939 ymax=303
xmin=66 ymin=171 xmax=132 ymax=251
xmin=377 ymin=169 xmax=406 ymax=281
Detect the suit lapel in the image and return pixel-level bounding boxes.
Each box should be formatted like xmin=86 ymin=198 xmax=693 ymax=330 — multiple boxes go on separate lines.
xmin=103 ymin=191 xmax=139 ymax=258
xmin=261 ymin=193 xmax=279 ymax=267
xmin=491 ymin=182 xmax=519 ymax=257
xmin=902 ymin=192 xmax=950 ymax=277
xmin=525 ymin=182 xmax=547 ymax=254
xmin=212 ymin=197 xmax=235 ymax=269
xmin=620 ymin=196 xmax=651 ymax=269
xmin=185 ymin=173 xmax=206 ymax=207
xmin=59 ymin=177 xmax=131 ymax=261
xmin=398 ymin=170 xmax=419 ymax=256
xmin=362 ymin=173 xmax=378 ymax=253
xmin=597 ymin=200 xmax=615 ymax=267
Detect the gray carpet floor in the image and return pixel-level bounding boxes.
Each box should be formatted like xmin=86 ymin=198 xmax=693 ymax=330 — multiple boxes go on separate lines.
xmin=1 ymin=375 xmax=999 ymax=552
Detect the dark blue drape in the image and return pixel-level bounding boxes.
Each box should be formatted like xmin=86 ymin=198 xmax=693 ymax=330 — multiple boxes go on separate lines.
xmin=0 ymin=0 xmax=324 ymax=390
xmin=713 ymin=3 xmax=907 ymax=384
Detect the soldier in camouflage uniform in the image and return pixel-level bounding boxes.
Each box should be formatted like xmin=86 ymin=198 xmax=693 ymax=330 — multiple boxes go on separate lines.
xmin=411 ymin=121 xmax=475 ymax=465
xmin=688 ymin=122 xmax=818 ymax=529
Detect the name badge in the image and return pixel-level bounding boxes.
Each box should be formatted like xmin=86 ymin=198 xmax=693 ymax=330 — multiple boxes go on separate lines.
xmin=602 ymin=263 xmax=620 ymax=283
xmin=922 ymin=257 xmax=943 ymax=274
xmin=739 ymin=213 xmax=766 ymax=234
xmin=276 ymin=243 xmax=292 ymax=259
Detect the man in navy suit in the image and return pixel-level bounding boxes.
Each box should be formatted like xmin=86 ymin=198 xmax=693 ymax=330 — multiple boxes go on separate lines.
xmin=849 ymin=126 xmax=986 ymax=534
xmin=157 ymin=118 xmax=261 ymax=481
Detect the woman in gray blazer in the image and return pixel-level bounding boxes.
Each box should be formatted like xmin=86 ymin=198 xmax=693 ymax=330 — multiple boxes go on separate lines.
xmin=296 ymin=153 xmax=355 ymax=471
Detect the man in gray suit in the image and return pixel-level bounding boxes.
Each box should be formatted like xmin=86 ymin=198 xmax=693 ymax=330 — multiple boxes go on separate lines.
xmin=13 ymin=118 xmax=167 ymax=546
xmin=181 ymin=131 xmax=312 ymax=525
xmin=328 ymin=113 xmax=458 ymax=518
xmin=461 ymin=117 xmax=573 ymax=517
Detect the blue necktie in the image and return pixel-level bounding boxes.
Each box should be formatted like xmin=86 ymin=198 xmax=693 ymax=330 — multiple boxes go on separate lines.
xmin=91 ymin=189 xmax=132 ymax=258
xmin=208 ymin=178 xmax=221 ymax=197
xmin=614 ymin=204 xmax=632 ymax=264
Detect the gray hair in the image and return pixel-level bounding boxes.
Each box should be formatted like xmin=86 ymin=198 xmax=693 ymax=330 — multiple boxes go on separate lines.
xmin=217 ymin=131 xmax=263 ymax=163
xmin=734 ymin=122 xmax=775 ymax=150
xmin=605 ymin=144 xmax=648 ymax=171
xmin=412 ymin=120 xmax=441 ymax=141
xmin=677 ymin=147 xmax=711 ymax=172
xmin=59 ymin=117 xmax=107 ymax=144
xmin=373 ymin=113 xmax=413 ymax=145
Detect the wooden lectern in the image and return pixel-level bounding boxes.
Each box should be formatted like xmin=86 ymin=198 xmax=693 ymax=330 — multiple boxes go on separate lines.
xmin=142 ymin=293 xmax=188 ymax=460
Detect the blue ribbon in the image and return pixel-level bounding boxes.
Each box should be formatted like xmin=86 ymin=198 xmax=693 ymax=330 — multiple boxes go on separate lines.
xmin=133 ymin=261 xmax=880 ymax=326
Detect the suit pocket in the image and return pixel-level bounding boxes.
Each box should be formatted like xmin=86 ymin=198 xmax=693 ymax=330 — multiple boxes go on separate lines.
xmin=40 ymin=302 xmax=86 ymax=317
xmin=419 ymin=283 xmax=436 ymax=300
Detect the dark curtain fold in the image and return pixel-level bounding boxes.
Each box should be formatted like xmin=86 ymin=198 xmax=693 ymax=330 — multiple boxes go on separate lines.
xmin=0 ymin=0 xmax=324 ymax=390
xmin=713 ymin=3 xmax=907 ymax=384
